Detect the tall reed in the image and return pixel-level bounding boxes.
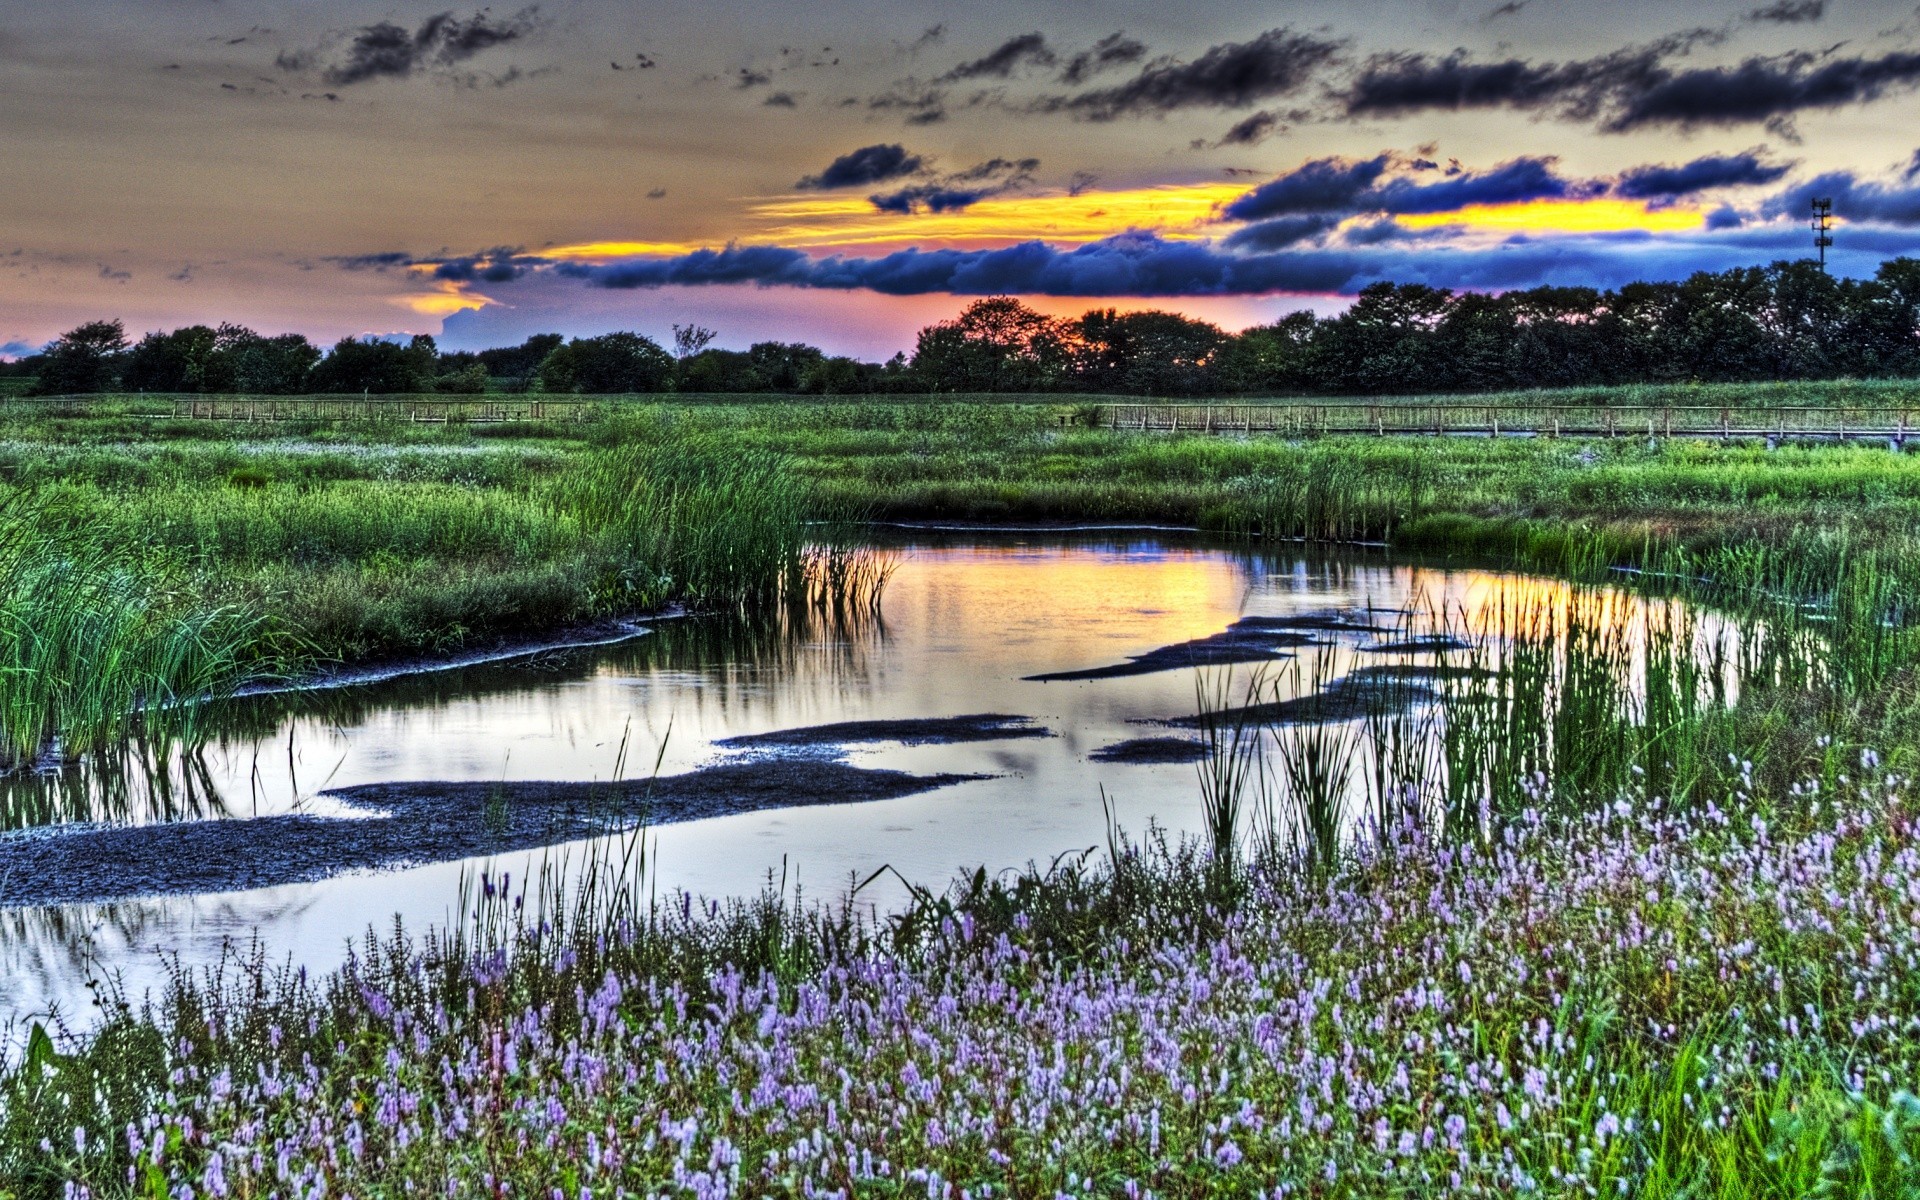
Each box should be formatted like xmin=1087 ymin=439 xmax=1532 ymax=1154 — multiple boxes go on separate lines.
xmin=0 ymin=498 xmax=267 ymax=771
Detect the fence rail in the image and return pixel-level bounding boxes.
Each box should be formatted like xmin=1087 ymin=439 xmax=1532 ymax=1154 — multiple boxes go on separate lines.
xmin=0 ymin=394 xmax=601 ymax=423
xmin=1098 ymin=403 xmax=1920 ymax=441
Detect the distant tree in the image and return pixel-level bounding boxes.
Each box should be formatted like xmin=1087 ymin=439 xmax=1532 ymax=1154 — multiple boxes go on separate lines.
xmin=224 ymin=331 xmax=320 ymax=394
xmin=308 ymin=335 xmax=436 ymax=394
xmin=435 ymin=362 xmax=490 ymax=394
xmin=909 ymin=297 xmax=1071 ymax=392
xmin=1072 ymin=309 xmax=1227 ymax=396
xmin=120 ymin=323 xmax=320 ymax=394
xmin=1848 ymin=257 xmax=1920 ymax=376
xmin=537 ymin=331 xmax=674 ymax=393
xmin=1312 ymin=283 xmax=1454 ymax=394
xmin=29 ymin=320 xmax=127 ymax=395
xmin=678 ymin=349 xmax=768 ymax=393
xmin=123 ymin=325 xmax=220 ymax=393
xmin=477 ymin=333 xmax=564 ymax=391
xmin=746 ymin=342 xmax=827 ymax=390
xmin=797 ymin=355 xmax=875 ymax=395
xmin=672 ymin=323 xmax=719 ymax=360
xmin=1216 ymin=311 xmax=1318 ymax=394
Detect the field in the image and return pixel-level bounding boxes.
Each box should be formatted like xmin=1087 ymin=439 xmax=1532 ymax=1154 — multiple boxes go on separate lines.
xmin=8 ymin=388 xmax=1920 ymax=1195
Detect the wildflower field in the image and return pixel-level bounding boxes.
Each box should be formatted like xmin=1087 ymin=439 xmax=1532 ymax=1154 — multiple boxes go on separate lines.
xmin=9 ymin=756 xmax=1920 ymax=1197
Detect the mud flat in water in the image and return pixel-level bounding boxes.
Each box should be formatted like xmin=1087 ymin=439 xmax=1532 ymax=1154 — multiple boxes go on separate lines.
xmin=0 ymin=760 xmax=985 ymax=908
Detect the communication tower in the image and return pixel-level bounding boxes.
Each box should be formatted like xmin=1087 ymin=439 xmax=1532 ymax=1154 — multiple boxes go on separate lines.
xmin=1811 ymin=197 xmax=1834 ymax=270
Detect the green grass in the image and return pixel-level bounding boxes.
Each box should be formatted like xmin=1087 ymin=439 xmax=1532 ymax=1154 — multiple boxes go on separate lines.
xmin=0 ymin=499 xmax=267 ymax=770
xmin=8 ymin=391 xmax=1920 ymax=765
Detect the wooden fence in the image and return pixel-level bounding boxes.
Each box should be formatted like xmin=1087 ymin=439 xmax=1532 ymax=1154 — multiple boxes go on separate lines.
xmin=1097 ymin=403 xmax=1920 ymax=441
xmin=0 ymin=394 xmax=600 ymax=423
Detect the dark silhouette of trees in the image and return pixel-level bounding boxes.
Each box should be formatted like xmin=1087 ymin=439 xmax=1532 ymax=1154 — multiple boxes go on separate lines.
xmin=122 ymin=324 xmax=320 ymax=394
xmin=309 ymin=334 xmax=438 ymax=394
xmin=477 ymin=334 xmax=563 ymax=391
xmin=910 ymin=297 xmax=1073 ymax=392
xmin=30 ymin=321 xmax=127 ymax=395
xmin=1072 ymin=309 xmax=1228 ymax=396
xmin=22 ymin=256 xmax=1920 ymax=399
xmin=538 ymin=331 xmax=674 ymax=393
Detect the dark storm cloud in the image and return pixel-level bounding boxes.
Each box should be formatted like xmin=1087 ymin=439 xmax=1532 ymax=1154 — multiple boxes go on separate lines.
xmin=1342 ymin=32 xmax=1920 ymax=134
xmin=1221 ymin=149 xmax=1786 ymax=233
xmin=283 ymin=7 xmax=542 ymax=87
xmin=735 ymin=68 xmax=772 ymax=89
xmin=867 ymin=186 xmax=999 ymax=214
xmin=1058 ymin=34 xmax=1149 ymax=86
xmin=1614 ymin=152 xmax=1792 ymax=199
xmin=1370 ymin=157 xmax=1599 ymax=213
xmin=1768 ymin=170 xmax=1920 ymax=224
xmin=867 ymin=157 xmax=1039 ymax=214
xmin=1220 ymin=155 xmax=1395 ymax=220
xmin=1212 ymin=111 xmax=1284 ymax=146
xmin=1221 ymin=214 xmax=1342 ymax=251
xmin=763 ymin=91 xmax=799 ymax=107
xmin=429 ymin=248 xmax=543 ymax=283
xmin=939 ymin=33 xmax=1056 ymax=82
xmin=558 ymin=233 xmax=1366 ymax=295
xmin=329 ymin=252 xmax=415 ymax=271
xmin=1611 ymin=50 xmax=1920 ymax=133
xmin=541 ymin=223 xmax=1919 ymax=299
xmin=1747 ymin=1 xmax=1824 ymax=24
xmin=865 ymin=83 xmax=948 ymax=124
xmin=796 ymin=144 xmax=927 ymax=190
xmin=1035 ymin=28 xmax=1345 ymax=120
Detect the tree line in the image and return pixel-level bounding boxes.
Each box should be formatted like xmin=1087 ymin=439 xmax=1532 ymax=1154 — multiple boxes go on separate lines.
xmin=8 ymin=257 xmax=1920 ymax=398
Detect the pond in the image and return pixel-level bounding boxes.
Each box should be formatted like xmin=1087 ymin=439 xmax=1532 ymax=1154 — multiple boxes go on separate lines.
xmin=0 ymin=532 xmax=1684 ymax=1027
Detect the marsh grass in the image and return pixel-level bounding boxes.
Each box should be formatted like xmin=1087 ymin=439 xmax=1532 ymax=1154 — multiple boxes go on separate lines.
xmin=0 ymin=500 xmax=267 ymax=772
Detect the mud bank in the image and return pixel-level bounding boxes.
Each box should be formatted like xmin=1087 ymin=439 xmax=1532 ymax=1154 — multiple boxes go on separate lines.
xmin=716 ymin=714 xmax=1051 ymax=751
xmin=0 ymin=761 xmax=984 ymax=908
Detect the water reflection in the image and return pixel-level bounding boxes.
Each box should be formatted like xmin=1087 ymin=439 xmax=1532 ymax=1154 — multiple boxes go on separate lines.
xmin=1 ymin=534 xmax=1706 ymax=1025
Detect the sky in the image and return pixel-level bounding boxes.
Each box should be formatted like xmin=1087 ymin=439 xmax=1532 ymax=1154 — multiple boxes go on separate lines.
xmin=5 ymin=0 xmax=1920 ymax=358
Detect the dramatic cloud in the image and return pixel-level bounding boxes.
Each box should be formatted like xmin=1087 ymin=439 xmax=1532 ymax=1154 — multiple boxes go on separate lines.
xmin=1769 ymin=171 xmax=1920 ymax=225
xmin=1219 ymin=155 xmax=1396 ymax=220
xmin=1222 ymin=149 xmax=1788 ymax=238
xmin=329 ymin=252 xmax=416 ymax=271
xmin=429 ymin=248 xmax=543 ymax=283
xmin=530 ymin=223 xmax=1916 ymax=299
xmin=1037 ymin=28 xmax=1344 ymax=120
xmin=283 ymin=8 xmax=542 ymax=87
xmin=1342 ymin=35 xmax=1920 ymax=134
xmin=557 ymin=233 xmax=1367 ymax=296
xmin=1372 ymin=157 xmax=1599 ymax=213
xmin=864 ymin=84 xmax=948 ymax=125
xmin=1059 ymin=34 xmax=1149 ymax=86
xmin=1611 ymin=50 xmax=1920 ymax=134
xmin=868 ymin=157 xmax=1039 ymax=214
xmin=1212 ymin=111 xmax=1284 ymax=146
xmin=1614 ymin=152 xmax=1792 ymax=199
xmin=1221 ymin=214 xmax=1343 ymax=251
xmin=796 ymin=144 xmax=927 ymax=190
xmin=1747 ymin=1 xmax=1824 ymax=23
xmin=939 ymin=33 xmax=1055 ymax=82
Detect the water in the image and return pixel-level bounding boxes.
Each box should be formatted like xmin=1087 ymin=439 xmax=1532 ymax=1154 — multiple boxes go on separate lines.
xmin=2 ymin=534 xmax=1603 ymax=1027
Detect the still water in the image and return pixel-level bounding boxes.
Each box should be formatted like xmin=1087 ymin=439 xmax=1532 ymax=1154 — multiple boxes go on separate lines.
xmin=1 ymin=533 xmax=1590 ymax=1027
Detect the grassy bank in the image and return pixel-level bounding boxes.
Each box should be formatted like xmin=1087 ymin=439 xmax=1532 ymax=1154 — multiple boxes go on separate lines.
xmin=0 ymin=427 xmax=878 ymax=772
xmin=11 ymin=398 xmax=1920 ymax=649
